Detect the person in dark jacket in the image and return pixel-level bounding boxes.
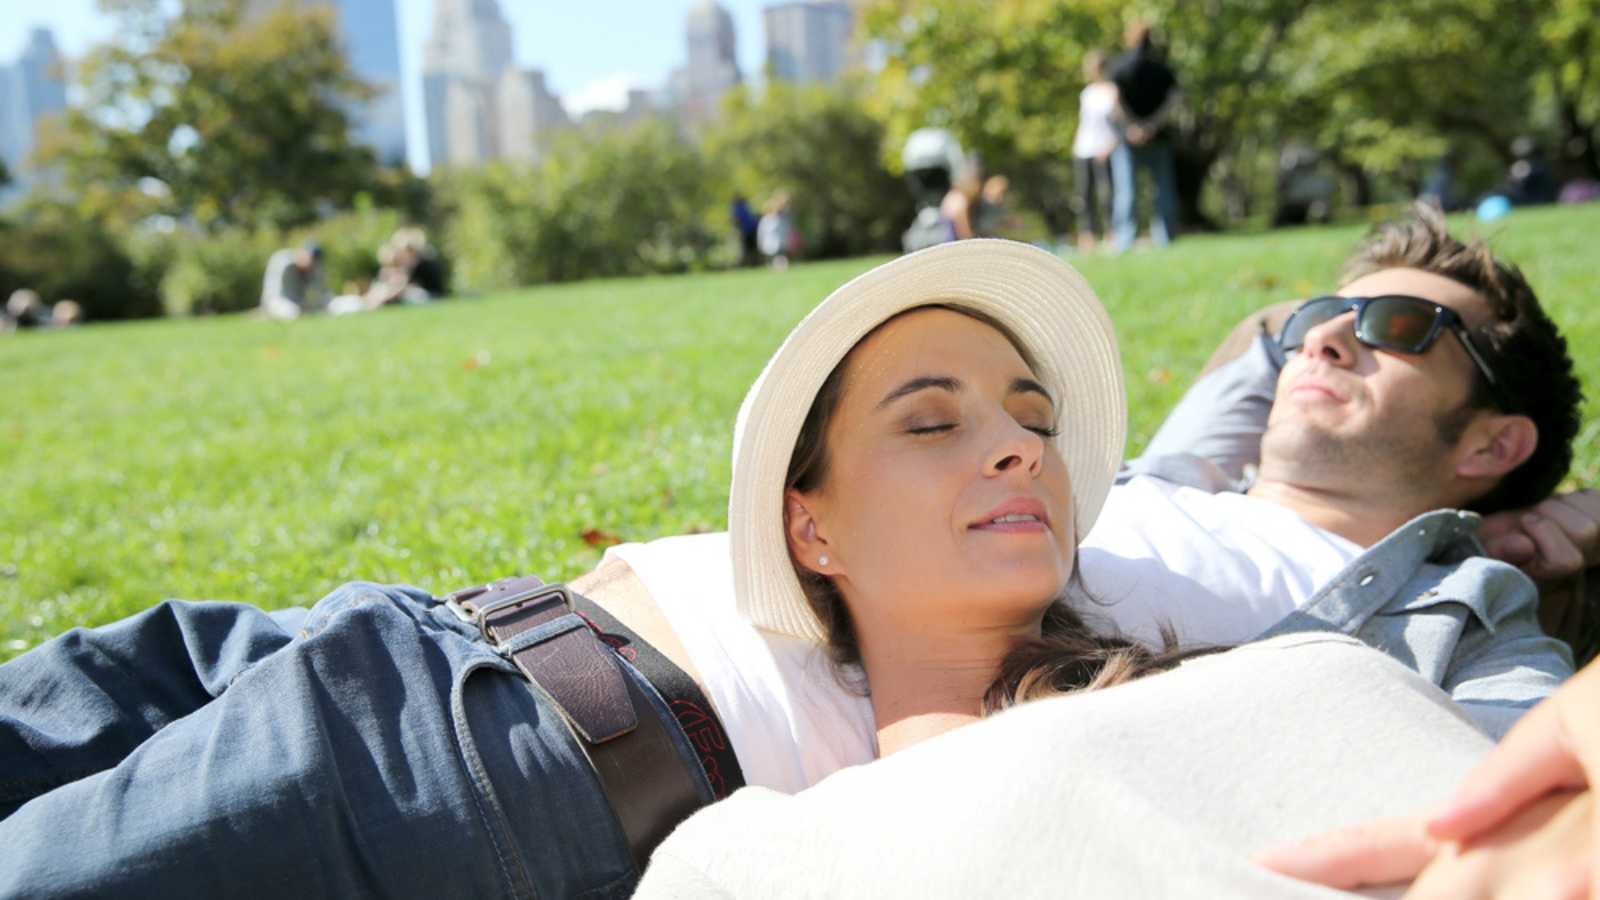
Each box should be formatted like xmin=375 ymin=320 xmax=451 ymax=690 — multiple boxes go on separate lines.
xmin=1108 ymin=21 xmax=1181 ymax=252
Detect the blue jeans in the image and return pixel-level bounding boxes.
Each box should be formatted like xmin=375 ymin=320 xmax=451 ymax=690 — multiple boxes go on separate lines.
xmin=0 ymin=582 xmax=705 ymax=898
xmin=1110 ymin=135 xmax=1180 ymax=251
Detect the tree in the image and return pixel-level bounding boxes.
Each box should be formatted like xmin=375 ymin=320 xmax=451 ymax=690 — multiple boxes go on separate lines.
xmin=705 ymin=83 xmax=912 ymax=258
xmin=436 ymin=121 xmax=720 ymax=289
xmin=861 ymin=0 xmax=1321 ymax=231
xmin=41 ymin=0 xmax=380 ymax=233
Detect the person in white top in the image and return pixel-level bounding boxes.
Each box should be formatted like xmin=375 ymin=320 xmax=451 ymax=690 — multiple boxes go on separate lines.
xmin=1071 ymin=50 xmax=1118 ymax=250
xmin=577 ymin=208 xmax=1591 ymax=792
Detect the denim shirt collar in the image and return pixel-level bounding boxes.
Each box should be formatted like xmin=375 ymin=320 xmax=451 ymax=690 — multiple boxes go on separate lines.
xmin=1258 ymin=507 xmax=1493 ymax=640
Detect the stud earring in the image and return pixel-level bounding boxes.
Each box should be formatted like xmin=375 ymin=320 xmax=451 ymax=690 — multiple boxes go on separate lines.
xmin=818 ymin=554 xmax=830 ymax=567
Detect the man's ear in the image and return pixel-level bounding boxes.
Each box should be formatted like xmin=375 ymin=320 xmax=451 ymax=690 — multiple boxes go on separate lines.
xmin=1455 ymin=413 xmax=1538 ymax=481
xmin=784 ymin=489 xmax=837 ymax=576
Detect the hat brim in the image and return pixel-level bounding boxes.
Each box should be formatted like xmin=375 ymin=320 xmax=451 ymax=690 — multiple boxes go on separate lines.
xmin=730 ymin=239 xmax=1126 ymax=643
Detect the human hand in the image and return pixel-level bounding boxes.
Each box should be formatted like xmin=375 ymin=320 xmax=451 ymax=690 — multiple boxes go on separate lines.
xmin=1424 ymin=660 xmax=1600 ymax=848
xmin=1479 ymin=489 xmax=1600 ymax=582
xmin=1260 ymin=659 xmax=1600 ymax=894
xmin=1126 ymin=124 xmax=1150 ymax=145
xmin=1256 ymin=791 xmax=1592 ymax=898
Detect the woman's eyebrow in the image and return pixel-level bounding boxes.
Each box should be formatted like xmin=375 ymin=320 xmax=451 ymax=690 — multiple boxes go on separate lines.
xmin=1009 ymin=377 xmax=1054 ymax=406
xmin=876 ymin=375 xmax=961 ymax=409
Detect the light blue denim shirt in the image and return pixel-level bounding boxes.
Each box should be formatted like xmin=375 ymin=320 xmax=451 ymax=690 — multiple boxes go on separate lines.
xmin=1122 ymin=334 xmax=1574 ymax=739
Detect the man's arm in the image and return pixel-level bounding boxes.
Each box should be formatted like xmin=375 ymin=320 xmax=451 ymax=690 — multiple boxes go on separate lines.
xmin=1131 ymin=325 xmax=1286 ymax=484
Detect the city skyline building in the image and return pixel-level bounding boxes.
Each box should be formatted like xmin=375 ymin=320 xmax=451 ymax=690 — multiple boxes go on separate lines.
xmin=249 ymin=0 xmax=410 ymax=166
xmin=422 ymin=0 xmax=572 ymax=167
xmin=495 ymin=67 xmax=571 ymax=162
xmin=0 ymin=27 xmax=68 ymax=202
xmin=680 ymin=0 xmax=741 ymax=127
xmin=762 ymin=1 xmax=854 ymax=85
xmin=421 ymin=0 xmax=513 ymax=167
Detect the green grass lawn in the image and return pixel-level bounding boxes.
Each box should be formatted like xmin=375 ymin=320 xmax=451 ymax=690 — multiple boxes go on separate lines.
xmin=3 ymin=204 xmax=1597 ymax=658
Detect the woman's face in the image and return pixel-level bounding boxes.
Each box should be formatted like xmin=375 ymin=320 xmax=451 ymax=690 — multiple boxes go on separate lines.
xmin=790 ymin=308 xmax=1076 ymax=636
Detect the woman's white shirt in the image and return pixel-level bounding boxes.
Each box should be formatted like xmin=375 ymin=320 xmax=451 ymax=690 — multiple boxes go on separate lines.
xmin=609 ymin=480 xmax=1365 ymax=793
xmin=1072 ymin=81 xmax=1119 ymax=159
xmin=605 ymin=534 xmax=876 ymax=794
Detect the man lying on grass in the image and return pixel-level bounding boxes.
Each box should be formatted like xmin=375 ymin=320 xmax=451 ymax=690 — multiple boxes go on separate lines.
xmin=1072 ymin=202 xmax=1591 ymax=736
xmin=591 ymin=204 xmax=1589 ymax=774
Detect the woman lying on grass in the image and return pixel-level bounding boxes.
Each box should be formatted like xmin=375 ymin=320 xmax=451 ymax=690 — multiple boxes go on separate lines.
xmin=0 ymin=241 xmax=1196 ymax=897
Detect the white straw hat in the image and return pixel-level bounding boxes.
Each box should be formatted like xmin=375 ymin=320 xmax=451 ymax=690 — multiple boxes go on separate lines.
xmin=729 ymin=239 xmax=1126 ymax=643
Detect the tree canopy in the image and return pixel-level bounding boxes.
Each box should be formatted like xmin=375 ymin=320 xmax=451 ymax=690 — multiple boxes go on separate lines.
xmin=42 ymin=0 xmax=381 ymax=232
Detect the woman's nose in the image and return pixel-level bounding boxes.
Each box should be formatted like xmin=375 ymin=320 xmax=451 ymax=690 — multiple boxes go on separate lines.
xmin=985 ymin=420 xmax=1045 ymax=478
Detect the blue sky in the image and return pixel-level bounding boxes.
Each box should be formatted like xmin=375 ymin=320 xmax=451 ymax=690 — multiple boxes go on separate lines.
xmin=0 ymin=0 xmax=776 ymax=171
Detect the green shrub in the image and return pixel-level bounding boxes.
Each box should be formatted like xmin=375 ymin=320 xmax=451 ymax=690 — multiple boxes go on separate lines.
xmin=159 ymin=227 xmax=281 ymax=316
xmin=302 ymin=201 xmax=405 ymax=295
xmin=705 ymin=83 xmax=912 ymax=259
xmin=0 ymin=199 xmax=162 ymax=320
xmin=437 ymin=120 xmax=720 ymax=291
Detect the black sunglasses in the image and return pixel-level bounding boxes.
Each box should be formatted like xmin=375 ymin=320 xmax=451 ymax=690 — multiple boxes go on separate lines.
xmin=1277 ymin=294 xmax=1501 ymax=393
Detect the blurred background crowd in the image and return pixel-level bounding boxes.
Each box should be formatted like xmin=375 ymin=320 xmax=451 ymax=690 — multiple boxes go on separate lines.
xmin=2 ymin=0 xmax=1598 ymax=327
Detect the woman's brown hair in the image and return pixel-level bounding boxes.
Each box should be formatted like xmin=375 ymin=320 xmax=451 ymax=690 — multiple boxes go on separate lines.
xmin=784 ymin=304 xmax=1199 ymax=711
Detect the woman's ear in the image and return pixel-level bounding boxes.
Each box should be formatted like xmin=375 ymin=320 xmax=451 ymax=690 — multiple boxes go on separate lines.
xmin=1455 ymin=413 xmax=1538 ymax=481
xmin=784 ymin=489 xmax=836 ymax=576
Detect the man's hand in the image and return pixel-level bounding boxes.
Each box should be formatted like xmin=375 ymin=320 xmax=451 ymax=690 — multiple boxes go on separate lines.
xmin=1480 ymin=489 xmax=1600 ymax=582
xmin=1125 ymin=123 xmax=1150 ymax=145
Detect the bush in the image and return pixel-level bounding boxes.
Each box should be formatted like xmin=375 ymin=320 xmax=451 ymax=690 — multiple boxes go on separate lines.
xmin=0 ymin=199 xmax=163 ymax=321
xmin=437 ymin=120 xmax=720 ymax=291
xmin=706 ymin=83 xmax=913 ymax=259
xmin=302 ymin=201 xmax=404 ymax=295
xmin=159 ymin=227 xmax=281 ymax=316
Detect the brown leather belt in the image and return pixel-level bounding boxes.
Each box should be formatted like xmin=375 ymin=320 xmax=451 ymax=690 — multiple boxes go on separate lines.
xmin=443 ymin=575 xmax=725 ymax=871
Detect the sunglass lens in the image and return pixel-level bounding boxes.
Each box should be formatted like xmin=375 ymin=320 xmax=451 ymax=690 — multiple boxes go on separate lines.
xmin=1279 ymin=297 xmax=1347 ymax=350
xmin=1363 ymin=297 xmax=1436 ymax=352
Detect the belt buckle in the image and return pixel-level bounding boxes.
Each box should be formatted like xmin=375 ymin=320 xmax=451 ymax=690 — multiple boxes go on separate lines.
xmin=472 ymin=583 xmax=574 ymax=646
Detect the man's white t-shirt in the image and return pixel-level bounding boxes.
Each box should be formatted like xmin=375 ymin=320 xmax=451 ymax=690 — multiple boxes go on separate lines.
xmin=607 ymin=476 xmax=1363 ymax=792
xmin=1078 ymin=474 xmax=1363 ymax=647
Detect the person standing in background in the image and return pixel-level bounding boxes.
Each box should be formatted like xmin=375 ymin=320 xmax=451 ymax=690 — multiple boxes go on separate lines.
xmin=1108 ymin=21 xmax=1181 ymax=252
xmin=1071 ymin=50 xmax=1118 ymax=251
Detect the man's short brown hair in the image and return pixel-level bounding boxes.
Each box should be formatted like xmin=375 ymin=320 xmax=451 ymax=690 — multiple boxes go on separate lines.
xmin=1340 ymin=203 xmax=1583 ymax=514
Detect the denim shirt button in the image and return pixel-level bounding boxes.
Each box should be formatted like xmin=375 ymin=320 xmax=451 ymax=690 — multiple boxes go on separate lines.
xmin=1358 ymin=572 xmax=1377 ymax=587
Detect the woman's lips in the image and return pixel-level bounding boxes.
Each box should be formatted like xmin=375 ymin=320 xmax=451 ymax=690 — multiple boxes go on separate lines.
xmin=970 ymin=498 xmax=1051 ymax=533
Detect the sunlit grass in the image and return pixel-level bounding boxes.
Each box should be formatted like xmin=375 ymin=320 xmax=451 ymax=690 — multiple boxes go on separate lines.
xmin=3 ymin=203 xmax=1596 ymax=657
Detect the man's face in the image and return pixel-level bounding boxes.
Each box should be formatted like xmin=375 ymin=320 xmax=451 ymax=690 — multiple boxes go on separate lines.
xmin=1260 ymin=267 xmax=1495 ymax=499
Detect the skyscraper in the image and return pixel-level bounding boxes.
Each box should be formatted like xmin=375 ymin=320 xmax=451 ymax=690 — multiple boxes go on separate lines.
xmin=0 ymin=27 xmax=68 ymax=201
xmin=763 ymin=1 xmax=855 ymax=85
xmin=682 ymin=0 xmax=741 ymax=126
xmin=249 ymin=0 xmax=410 ymax=166
xmin=421 ymin=0 xmax=513 ymax=168
xmin=496 ymin=67 xmax=570 ymax=162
